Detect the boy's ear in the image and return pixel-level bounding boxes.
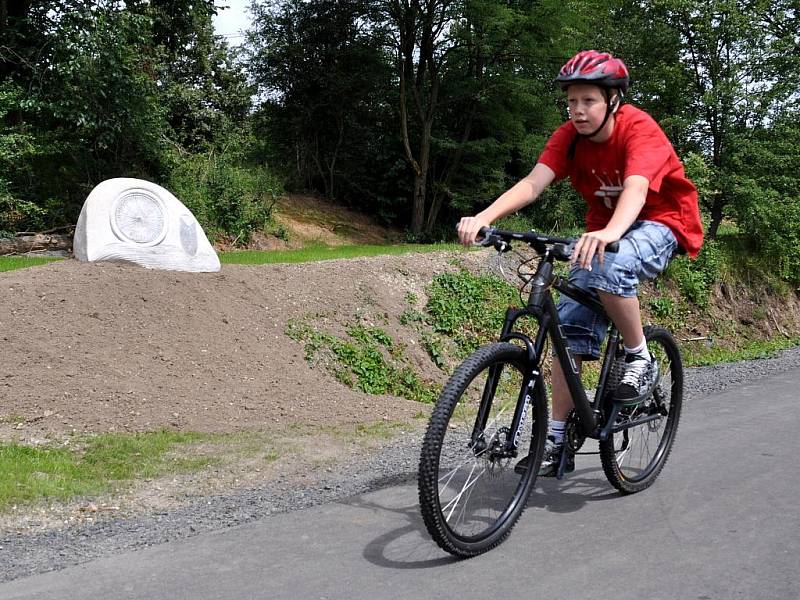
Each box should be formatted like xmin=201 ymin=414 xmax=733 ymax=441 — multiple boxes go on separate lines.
xmin=610 ymin=94 xmax=621 ymax=111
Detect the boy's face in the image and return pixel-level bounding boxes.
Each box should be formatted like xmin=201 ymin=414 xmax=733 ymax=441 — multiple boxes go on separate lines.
xmin=566 ymin=84 xmax=614 ymax=135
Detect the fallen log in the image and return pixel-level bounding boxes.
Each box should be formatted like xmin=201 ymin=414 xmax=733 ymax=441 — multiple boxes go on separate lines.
xmin=0 ymin=229 xmax=74 ymax=255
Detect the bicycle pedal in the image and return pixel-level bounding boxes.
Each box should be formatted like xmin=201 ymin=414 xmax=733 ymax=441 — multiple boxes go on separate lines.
xmin=555 ymin=449 xmax=576 ymax=480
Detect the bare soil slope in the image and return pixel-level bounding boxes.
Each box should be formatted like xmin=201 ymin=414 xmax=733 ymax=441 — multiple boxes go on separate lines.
xmin=1 ymin=252 xmax=480 ymax=442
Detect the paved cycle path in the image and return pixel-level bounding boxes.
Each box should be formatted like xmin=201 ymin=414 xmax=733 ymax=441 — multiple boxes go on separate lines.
xmin=2 ymin=369 xmax=798 ymax=600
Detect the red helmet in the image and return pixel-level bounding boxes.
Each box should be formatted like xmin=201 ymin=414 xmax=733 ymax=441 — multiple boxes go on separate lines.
xmin=556 ymin=50 xmax=629 ymax=92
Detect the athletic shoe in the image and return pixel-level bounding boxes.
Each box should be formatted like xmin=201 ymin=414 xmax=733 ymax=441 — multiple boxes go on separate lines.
xmin=614 ymin=351 xmax=658 ymax=405
xmin=514 ymin=436 xmax=574 ymax=477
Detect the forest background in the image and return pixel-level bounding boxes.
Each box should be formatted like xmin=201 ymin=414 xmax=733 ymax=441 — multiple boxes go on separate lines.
xmin=1 ymin=0 xmax=799 ymax=286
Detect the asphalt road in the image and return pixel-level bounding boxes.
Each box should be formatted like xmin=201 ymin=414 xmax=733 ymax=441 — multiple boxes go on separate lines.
xmin=2 ymin=369 xmax=798 ymax=600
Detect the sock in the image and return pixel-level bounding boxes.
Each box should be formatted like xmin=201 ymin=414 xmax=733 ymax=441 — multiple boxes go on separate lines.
xmin=623 ymin=339 xmax=647 ymax=358
xmin=548 ymin=420 xmax=566 ymax=444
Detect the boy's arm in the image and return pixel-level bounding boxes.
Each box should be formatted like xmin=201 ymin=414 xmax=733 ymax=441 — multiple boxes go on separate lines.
xmin=572 ymin=174 xmax=649 ymax=269
xmin=457 ymin=163 xmax=556 ymax=245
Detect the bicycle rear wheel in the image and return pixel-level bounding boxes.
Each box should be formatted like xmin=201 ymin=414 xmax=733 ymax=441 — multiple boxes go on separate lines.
xmin=418 ymin=342 xmax=548 ymax=557
xmin=600 ymin=326 xmax=683 ymax=493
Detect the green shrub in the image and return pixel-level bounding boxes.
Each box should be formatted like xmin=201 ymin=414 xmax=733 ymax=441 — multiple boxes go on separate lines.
xmin=0 ymin=188 xmax=47 ymax=236
xmin=168 ymin=153 xmax=284 ymax=244
xmin=425 ymin=270 xmax=519 ymax=355
xmin=734 ymin=181 xmax=800 ymax=287
xmin=665 ymin=239 xmax=722 ymax=309
xmin=647 ymin=297 xmax=677 ymax=320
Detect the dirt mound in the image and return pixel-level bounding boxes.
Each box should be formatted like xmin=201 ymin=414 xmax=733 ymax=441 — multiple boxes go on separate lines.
xmin=224 ymin=195 xmax=404 ymax=251
xmin=0 ymin=252 xmax=481 ymax=442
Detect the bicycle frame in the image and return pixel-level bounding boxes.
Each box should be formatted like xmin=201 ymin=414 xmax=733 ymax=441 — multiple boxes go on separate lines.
xmin=472 ymin=247 xmax=625 ymax=455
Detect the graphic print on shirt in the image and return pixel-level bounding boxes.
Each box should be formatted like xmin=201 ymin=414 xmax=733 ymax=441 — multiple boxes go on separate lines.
xmin=592 ymin=169 xmax=623 ymax=210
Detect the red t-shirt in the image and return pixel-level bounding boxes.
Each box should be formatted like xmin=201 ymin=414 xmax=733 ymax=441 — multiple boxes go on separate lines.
xmin=538 ymin=104 xmax=704 ymax=257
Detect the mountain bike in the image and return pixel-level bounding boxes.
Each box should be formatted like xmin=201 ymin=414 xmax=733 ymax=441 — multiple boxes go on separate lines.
xmin=417 ymin=226 xmax=683 ymax=557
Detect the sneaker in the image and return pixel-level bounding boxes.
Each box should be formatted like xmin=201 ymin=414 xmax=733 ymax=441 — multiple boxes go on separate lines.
xmin=614 ymin=351 xmax=657 ymax=405
xmin=514 ymin=436 xmax=574 ymax=477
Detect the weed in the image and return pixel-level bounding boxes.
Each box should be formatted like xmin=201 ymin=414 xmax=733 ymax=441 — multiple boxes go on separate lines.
xmin=421 ymin=331 xmax=448 ymax=370
xmin=399 ymin=308 xmax=426 ymax=325
xmin=424 ymin=269 xmax=519 ymax=356
xmin=285 ymin=317 xmax=439 ymax=403
xmin=647 ymin=297 xmax=677 ymax=320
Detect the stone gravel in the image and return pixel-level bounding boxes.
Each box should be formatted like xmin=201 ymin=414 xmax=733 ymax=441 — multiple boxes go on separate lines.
xmin=2 ymin=346 xmax=799 ymax=583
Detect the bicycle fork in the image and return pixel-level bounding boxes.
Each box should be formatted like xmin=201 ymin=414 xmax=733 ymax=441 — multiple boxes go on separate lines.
xmin=469 ymin=363 xmax=542 ymax=461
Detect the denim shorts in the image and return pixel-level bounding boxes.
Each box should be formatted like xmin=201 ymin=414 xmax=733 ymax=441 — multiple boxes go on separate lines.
xmin=557 ymin=220 xmax=678 ymax=359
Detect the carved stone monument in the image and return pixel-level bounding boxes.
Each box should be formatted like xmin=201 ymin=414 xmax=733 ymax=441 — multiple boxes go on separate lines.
xmin=74 ymin=178 xmax=220 ymax=272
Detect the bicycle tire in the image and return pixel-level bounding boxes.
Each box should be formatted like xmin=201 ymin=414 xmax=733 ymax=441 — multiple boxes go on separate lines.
xmin=418 ymin=342 xmax=548 ymax=557
xmin=599 ymin=326 xmax=683 ymax=493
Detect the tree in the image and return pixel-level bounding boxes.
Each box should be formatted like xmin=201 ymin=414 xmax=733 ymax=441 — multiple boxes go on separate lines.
xmin=383 ymin=0 xmax=588 ymax=235
xmin=247 ymin=0 xmax=393 ymax=202
xmin=661 ymin=0 xmax=799 ymax=237
xmin=0 ymin=0 xmax=254 ymax=230
xmin=132 ymin=0 xmax=254 ymax=151
xmin=729 ymin=108 xmax=800 ymax=284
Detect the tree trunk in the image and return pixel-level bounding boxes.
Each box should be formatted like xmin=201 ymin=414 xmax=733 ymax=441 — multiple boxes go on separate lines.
xmin=708 ymin=195 xmax=725 ymax=239
xmin=411 ymin=170 xmax=427 ymax=234
xmin=0 ymin=231 xmax=73 ymax=255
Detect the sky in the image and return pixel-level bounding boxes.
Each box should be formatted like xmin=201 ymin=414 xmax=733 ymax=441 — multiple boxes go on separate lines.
xmin=213 ymin=0 xmax=252 ymax=45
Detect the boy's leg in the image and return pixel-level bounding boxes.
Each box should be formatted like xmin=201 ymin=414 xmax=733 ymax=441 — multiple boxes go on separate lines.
xmin=550 ymin=357 xmax=582 ymax=422
xmin=589 ymin=221 xmax=678 ymax=401
xmin=514 ymin=356 xmax=583 ymax=476
xmin=596 ymin=292 xmax=644 ymax=349
xmin=532 ymin=356 xmax=583 ymax=476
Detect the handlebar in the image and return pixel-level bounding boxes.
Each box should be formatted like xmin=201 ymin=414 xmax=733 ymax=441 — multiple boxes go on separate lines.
xmin=476 ymin=226 xmax=619 ymax=259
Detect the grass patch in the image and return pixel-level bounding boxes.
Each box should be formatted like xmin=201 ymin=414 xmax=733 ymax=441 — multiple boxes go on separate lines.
xmin=0 ymin=431 xmax=220 ymax=512
xmin=220 ymin=242 xmax=458 ymax=265
xmin=354 ymin=420 xmax=411 ymax=440
xmin=0 ymin=255 xmax=63 ymax=272
xmin=682 ymin=336 xmax=800 ymax=367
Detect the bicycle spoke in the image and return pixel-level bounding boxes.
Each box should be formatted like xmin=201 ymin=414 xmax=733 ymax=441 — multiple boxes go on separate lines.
xmin=442 ymin=463 xmax=486 ymax=522
xmin=418 ymin=342 xmax=547 ymax=556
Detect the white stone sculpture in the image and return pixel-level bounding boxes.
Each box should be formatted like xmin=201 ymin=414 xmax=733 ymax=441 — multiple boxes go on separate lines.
xmin=74 ymin=178 xmax=220 ymax=272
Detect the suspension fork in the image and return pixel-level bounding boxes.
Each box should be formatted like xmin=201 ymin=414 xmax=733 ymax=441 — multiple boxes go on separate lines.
xmin=469 ymin=307 xmax=547 ymax=453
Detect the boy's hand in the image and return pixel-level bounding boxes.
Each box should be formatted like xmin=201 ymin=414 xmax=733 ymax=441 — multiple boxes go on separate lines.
xmin=572 ymin=229 xmax=620 ymax=270
xmin=457 ymin=216 xmax=491 ymax=246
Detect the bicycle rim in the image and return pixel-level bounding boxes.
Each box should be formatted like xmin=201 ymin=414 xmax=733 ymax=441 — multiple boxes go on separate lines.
xmin=418 ymin=343 xmax=547 ymax=556
xmin=600 ymin=326 xmax=683 ymax=493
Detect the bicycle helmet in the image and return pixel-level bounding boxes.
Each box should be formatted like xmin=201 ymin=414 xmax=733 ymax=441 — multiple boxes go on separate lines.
xmin=557 ymin=50 xmax=630 ymax=152
xmin=556 ymin=50 xmax=629 ymax=92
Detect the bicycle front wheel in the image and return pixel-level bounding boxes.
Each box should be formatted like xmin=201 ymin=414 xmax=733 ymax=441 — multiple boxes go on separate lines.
xmin=418 ymin=342 xmax=548 ymax=557
xmin=600 ymin=326 xmax=683 ymax=493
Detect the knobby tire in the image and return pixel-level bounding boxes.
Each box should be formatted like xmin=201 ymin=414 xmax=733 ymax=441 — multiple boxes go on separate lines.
xmin=418 ymin=343 xmax=548 ymax=557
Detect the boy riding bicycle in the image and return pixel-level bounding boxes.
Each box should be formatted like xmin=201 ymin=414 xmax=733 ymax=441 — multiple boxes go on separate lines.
xmin=457 ymin=50 xmax=704 ymax=476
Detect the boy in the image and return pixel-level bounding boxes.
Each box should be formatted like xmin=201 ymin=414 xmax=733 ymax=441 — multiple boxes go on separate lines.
xmin=457 ymin=50 xmax=703 ymax=476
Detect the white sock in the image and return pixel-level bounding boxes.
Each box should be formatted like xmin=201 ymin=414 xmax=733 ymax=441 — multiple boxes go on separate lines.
xmin=623 ymin=339 xmax=647 ymax=357
xmin=549 ymin=420 xmax=566 ymax=444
